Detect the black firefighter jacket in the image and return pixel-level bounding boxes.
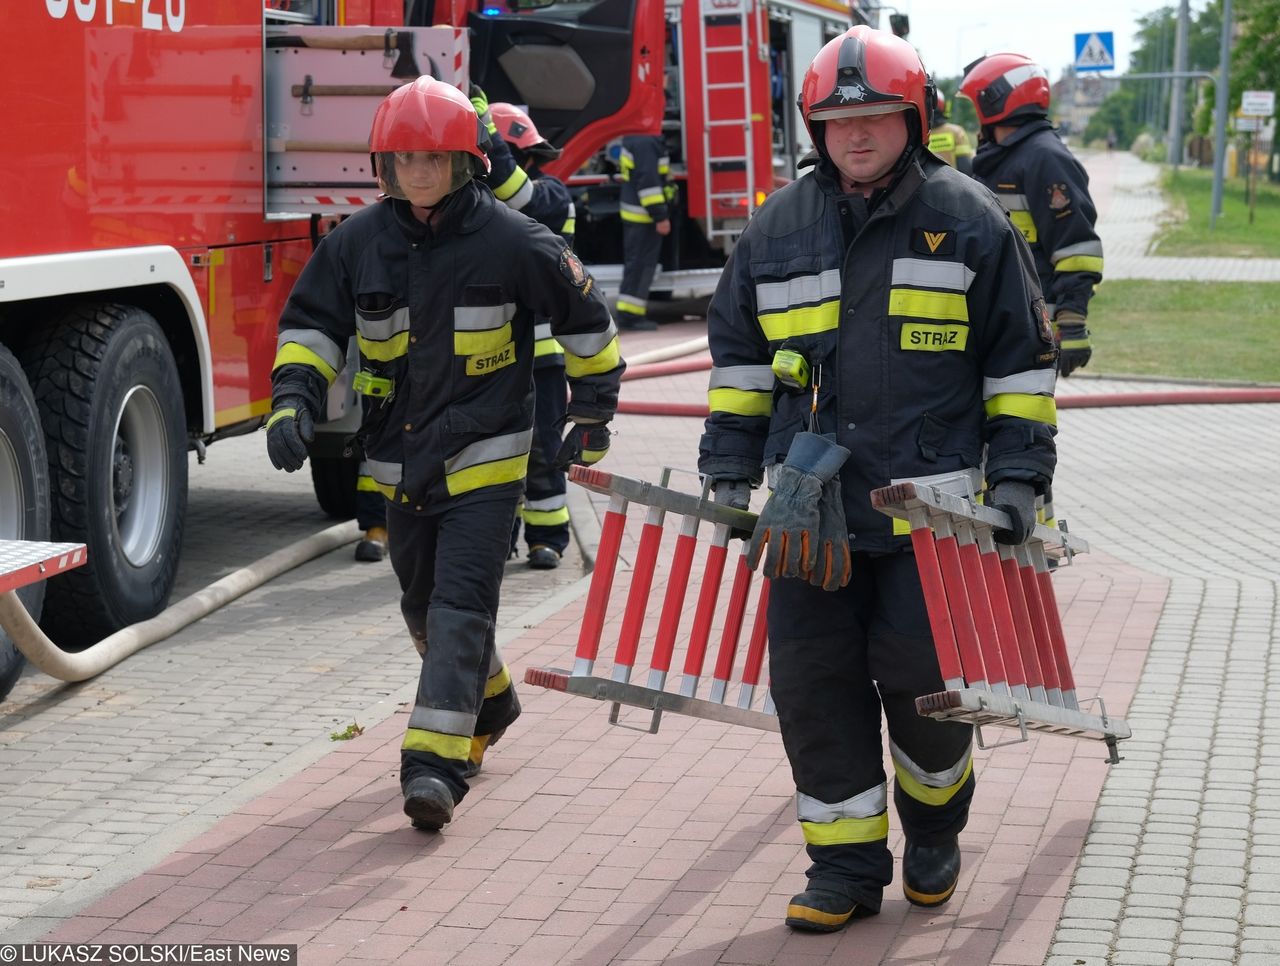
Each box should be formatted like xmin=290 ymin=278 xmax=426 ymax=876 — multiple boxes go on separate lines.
xmin=272 ymin=181 xmax=623 ymax=511
xmin=972 ymin=120 xmax=1104 ymax=320
xmin=699 ymin=151 xmax=1058 ymax=554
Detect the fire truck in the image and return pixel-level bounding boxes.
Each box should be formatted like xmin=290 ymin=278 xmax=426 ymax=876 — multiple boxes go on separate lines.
xmin=1 ymin=0 xmax=861 ymax=699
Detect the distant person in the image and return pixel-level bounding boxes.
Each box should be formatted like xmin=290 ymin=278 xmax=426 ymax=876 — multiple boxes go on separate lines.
xmin=1106 ymin=129 xmax=1117 ymax=152
xmin=959 ymin=53 xmax=1102 ymax=380
xmin=616 ymin=132 xmax=672 ymax=331
xmin=927 ymin=90 xmax=974 ymax=175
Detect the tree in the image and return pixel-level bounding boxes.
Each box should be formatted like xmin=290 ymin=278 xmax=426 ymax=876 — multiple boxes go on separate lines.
xmin=1232 ymin=0 xmax=1280 ymax=105
xmin=1085 ymin=85 xmax=1141 ymax=147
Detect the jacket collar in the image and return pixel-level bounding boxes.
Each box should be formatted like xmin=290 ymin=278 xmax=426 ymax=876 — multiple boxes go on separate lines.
xmin=973 ymin=118 xmax=1055 ymax=175
xmin=813 ymin=148 xmax=927 ymax=216
xmin=390 ymin=180 xmax=494 ymax=243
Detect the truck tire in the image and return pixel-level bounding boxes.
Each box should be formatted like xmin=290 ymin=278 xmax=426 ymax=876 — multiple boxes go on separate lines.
xmin=24 ymin=303 xmax=188 ymax=649
xmin=309 ymin=453 xmax=358 ymax=520
xmin=0 ymin=346 xmax=51 ymax=702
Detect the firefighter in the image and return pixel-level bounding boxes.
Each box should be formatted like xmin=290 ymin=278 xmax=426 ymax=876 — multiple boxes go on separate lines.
xmin=615 ymin=132 xmax=672 ymax=331
xmin=698 ymin=26 xmax=1057 ymax=930
xmin=959 ymin=53 xmax=1103 ymax=378
xmin=927 ymin=89 xmax=974 ymax=175
xmin=471 ymin=90 xmax=577 ymax=570
xmin=266 ymin=77 xmax=624 ymax=831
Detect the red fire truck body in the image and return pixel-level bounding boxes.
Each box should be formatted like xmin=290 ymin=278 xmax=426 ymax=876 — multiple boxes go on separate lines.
xmin=0 ymin=0 xmax=862 ymax=696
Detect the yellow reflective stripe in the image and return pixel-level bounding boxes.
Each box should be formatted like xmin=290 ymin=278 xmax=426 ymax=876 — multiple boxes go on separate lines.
xmin=265 ymin=407 xmax=296 ymax=430
xmin=492 ymin=166 xmax=529 ymax=202
xmin=899 ymin=322 xmax=969 ymax=352
xmin=1055 ymin=255 xmax=1104 ymax=273
xmin=272 ymin=344 xmax=338 ymax=383
xmin=444 ymin=454 xmax=529 ymax=496
xmin=581 ymin=448 xmax=607 ymax=463
xmin=534 ymin=338 xmax=565 ymax=358
xmin=564 ymin=336 xmax=621 ymax=378
xmin=800 ymin=812 xmax=889 ymax=846
xmin=984 ymin=393 xmax=1058 ymax=426
xmin=616 ymin=297 xmax=647 ymax=316
xmin=357 ymin=331 xmax=410 ymax=363
xmin=454 ymin=322 xmax=513 ymax=355
xmin=620 ymin=209 xmax=653 ymax=223
xmin=928 ymin=131 xmax=956 ymax=152
xmin=757 ymin=301 xmax=839 ymax=341
xmin=888 ymin=288 xmax=969 ymax=323
xmin=484 ymin=664 xmax=512 ymax=699
xmin=356 ymin=475 xmax=379 ymax=493
xmin=402 ymin=728 xmax=471 ymax=761
xmin=638 ymin=189 xmax=666 ymax=206
xmin=1060 ymin=336 xmax=1091 ymax=350
xmin=955 ymin=141 xmax=975 ymax=157
xmin=708 ymin=387 xmax=771 ymax=417
xmin=561 ymin=217 xmax=576 ymax=235
xmin=1009 ymin=209 xmax=1037 ymax=242
xmin=894 ymin=758 xmax=973 ymax=807
xmin=893 ymin=516 xmax=911 ymax=535
xmin=523 ymin=506 xmax=570 ymax=526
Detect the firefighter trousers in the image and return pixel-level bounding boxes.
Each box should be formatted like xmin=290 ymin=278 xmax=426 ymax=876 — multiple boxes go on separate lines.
xmin=387 ymin=493 xmax=523 ymax=805
xmin=618 ymin=222 xmax=663 ymax=323
xmin=767 ymin=551 xmax=975 ymax=912
xmin=515 ymin=363 xmax=570 ymax=555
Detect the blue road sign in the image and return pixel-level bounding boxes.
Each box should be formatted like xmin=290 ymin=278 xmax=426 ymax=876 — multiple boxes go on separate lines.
xmin=1074 ymin=32 xmax=1115 ymax=72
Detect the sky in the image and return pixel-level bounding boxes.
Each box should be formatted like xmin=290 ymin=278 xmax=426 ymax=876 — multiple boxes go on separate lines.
xmin=887 ymin=0 xmax=1209 ymax=84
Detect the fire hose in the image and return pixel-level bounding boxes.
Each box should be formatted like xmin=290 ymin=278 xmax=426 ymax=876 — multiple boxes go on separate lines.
xmin=0 ymin=521 xmax=359 ymax=683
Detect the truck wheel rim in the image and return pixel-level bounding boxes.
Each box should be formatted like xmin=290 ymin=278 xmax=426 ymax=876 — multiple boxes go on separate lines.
xmin=111 ymin=386 xmax=169 ymax=567
xmin=0 ymin=434 xmax=24 ymax=540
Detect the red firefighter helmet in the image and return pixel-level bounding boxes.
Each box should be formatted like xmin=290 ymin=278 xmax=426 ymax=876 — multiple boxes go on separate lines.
xmin=958 ymin=53 xmax=1050 ymax=126
xmin=369 ymin=77 xmax=489 ymax=170
xmin=937 ymin=89 xmax=947 ymax=115
xmin=799 ymin=25 xmax=933 ymax=145
xmin=489 ymin=102 xmax=563 ymax=161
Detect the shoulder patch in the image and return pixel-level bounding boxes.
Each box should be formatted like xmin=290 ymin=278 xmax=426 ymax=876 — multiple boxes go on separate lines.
xmin=1032 ymin=296 xmax=1054 ymax=344
xmin=559 ymin=247 xmax=594 ymax=299
xmin=1048 ymin=183 xmax=1071 ymax=210
xmin=912 ymin=229 xmax=955 ymax=256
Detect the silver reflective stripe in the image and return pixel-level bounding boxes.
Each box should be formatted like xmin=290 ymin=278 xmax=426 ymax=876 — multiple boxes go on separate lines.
xmin=620 ymin=202 xmax=650 ymax=217
xmin=983 ymin=369 xmax=1057 ymax=399
xmin=756 ymin=270 xmax=842 ymax=312
xmin=526 ymin=494 xmax=567 ymax=511
xmin=1002 ymin=63 xmax=1048 ymax=90
xmin=889 ymin=738 xmax=972 ymax=788
xmin=276 ymin=327 xmax=346 ymax=373
xmin=796 ymin=784 xmax=887 ymax=823
xmin=508 ymin=178 xmax=534 ymax=211
xmin=444 ymin=430 xmax=533 ymax=474
xmin=558 ymin=323 xmax=618 ymax=358
xmin=997 ymin=192 xmax=1030 ymax=211
xmin=366 ymin=458 xmax=402 ymax=487
xmin=637 ymin=181 xmax=665 ymax=195
xmin=354 ymin=306 xmax=410 ymax=343
xmin=487 ymin=651 xmax=506 ymax=677
xmin=534 ymin=322 xmax=554 ymax=341
xmin=709 ymin=364 xmax=775 ymax=391
xmin=408 ymin=706 xmax=477 ymax=736
xmin=566 ymin=202 xmax=576 ymax=219
xmin=455 ymin=304 xmax=516 ymax=330
xmin=891 ymin=257 xmax=975 ymax=292
xmin=1051 ymin=239 xmax=1104 ymax=263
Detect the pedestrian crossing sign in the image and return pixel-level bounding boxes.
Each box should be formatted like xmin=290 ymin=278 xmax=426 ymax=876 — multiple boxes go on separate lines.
xmin=1074 ymin=32 xmax=1115 ymax=72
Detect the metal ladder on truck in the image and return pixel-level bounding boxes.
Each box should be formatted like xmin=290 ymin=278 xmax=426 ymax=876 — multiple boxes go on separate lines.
xmin=697 ymin=0 xmax=759 ymax=243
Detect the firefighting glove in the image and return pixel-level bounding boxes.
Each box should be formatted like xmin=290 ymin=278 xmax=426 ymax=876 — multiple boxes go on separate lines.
xmin=746 ymin=432 xmax=850 ymax=580
xmin=469 ymin=83 xmax=498 ymax=136
xmin=712 ymin=479 xmax=750 ymax=511
xmin=989 ymin=480 xmax=1037 ymax=546
xmin=265 ymin=396 xmax=314 ymax=473
xmin=1055 ymin=312 xmax=1092 ymax=378
xmin=554 ymin=419 xmax=611 ymax=471
xmin=808 ymin=476 xmax=852 ymax=592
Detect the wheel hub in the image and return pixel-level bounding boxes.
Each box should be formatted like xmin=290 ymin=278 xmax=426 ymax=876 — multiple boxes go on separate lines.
xmin=113 ymin=437 xmax=135 ymax=514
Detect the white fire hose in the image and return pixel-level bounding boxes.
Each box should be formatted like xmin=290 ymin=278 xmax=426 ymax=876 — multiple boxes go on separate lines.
xmin=0 ymin=520 xmax=359 ymax=683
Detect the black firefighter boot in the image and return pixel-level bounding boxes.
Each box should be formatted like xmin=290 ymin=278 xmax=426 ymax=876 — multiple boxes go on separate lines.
xmin=902 ymin=837 xmax=962 ymax=907
xmin=403 ymin=775 xmax=454 ymax=832
xmin=785 ymin=889 xmax=875 ymax=933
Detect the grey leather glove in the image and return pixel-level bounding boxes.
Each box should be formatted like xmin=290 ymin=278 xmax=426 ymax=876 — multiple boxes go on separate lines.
xmin=808 ymin=476 xmax=851 ymax=591
xmin=746 ymin=433 xmax=850 ymax=580
xmin=990 ymin=480 xmax=1037 ymax=545
xmin=712 ymin=479 xmax=751 ymax=511
xmin=265 ymin=396 xmax=314 ymax=473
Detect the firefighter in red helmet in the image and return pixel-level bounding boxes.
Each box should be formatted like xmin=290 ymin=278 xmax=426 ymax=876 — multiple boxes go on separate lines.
xmin=699 ymin=26 xmax=1057 ymax=930
xmin=959 ymin=53 xmax=1103 ymax=378
xmin=267 ymin=77 xmax=625 ymax=832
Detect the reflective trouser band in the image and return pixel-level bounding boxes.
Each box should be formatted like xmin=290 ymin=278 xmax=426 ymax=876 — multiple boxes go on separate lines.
xmin=485 ymin=664 xmax=513 ymax=699
xmin=523 ymin=506 xmax=570 ymax=526
xmin=894 ymin=757 xmax=973 ymax=807
xmin=356 ymin=474 xmax=378 ymax=493
xmin=616 ymin=296 xmax=647 ymax=316
xmin=402 ymin=728 xmax=471 ymax=761
xmin=800 ymin=812 xmax=890 ymax=846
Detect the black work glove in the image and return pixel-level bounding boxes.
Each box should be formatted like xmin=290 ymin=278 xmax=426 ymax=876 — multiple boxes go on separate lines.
xmin=990 ymin=480 xmax=1037 ymax=546
xmin=265 ymin=396 xmax=314 ymax=472
xmin=808 ymin=476 xmax=851 ymax=592
xmin=554 ymin=420 xmax=611 ymax=471
xmin=1055 ymin=313 xmax=1092 ymax=378
xmin=746 ymin=432 xmax=850 ymax=580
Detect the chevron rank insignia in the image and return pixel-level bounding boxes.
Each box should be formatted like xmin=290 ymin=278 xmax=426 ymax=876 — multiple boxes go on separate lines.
xmin=912 ymin=228 xmax=955 ymax=256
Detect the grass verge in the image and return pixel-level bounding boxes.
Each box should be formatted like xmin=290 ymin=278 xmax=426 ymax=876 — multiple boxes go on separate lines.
xmin=1154 ymin=166 xmax=1280 ymax=258
xmin=1086 ymin=279 xmax=1280 ymax=383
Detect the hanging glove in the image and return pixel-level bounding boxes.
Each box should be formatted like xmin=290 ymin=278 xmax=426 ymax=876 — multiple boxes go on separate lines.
xmin=554 ymin=419 xmax=611 ymax=471
xmin=469 ymin=83 xmax=498 ymax=137
xmin=265 ymin=396 xmax=314 ymax=473
xmin=989 ymin=480 xmax=1037 ymax=546
xmin=808 ymin=476 xmax=852 ymax=592
xmin=746 ymin=432 xmax=850 ymax=580
xmin=712 ymin=479 xmax=750 ymax=511
xmin=1054 ymin=312 xmax=1092 ymax=377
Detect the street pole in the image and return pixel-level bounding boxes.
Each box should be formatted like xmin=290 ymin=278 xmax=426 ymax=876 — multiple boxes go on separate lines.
xmin=1210 ymin=0 xmax=1233 ymax=228
xmin=1168 ymin=0 xmax=1189 ymax=167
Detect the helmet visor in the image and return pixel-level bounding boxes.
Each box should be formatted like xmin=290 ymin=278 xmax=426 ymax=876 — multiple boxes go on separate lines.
xmin=377 ymin=150 xmax=473 ymax=204
xmin=808 ymin=101 xmax=913 ymax=122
